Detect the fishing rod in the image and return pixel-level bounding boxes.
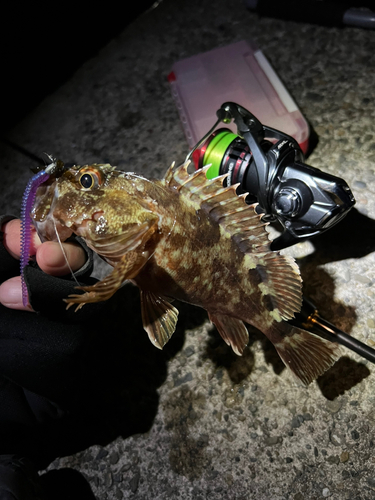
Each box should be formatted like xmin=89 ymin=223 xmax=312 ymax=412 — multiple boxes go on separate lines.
xmin=292 ymin=297 xmax=375 ymax=364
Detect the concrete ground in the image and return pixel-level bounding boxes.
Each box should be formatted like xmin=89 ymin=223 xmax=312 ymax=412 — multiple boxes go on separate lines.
xmin=1 ymin=1 xmax=375 ymax=498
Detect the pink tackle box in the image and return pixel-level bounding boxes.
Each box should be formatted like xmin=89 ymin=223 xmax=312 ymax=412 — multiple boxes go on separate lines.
xmin=168 ymin=40 xmax=309 ymax=154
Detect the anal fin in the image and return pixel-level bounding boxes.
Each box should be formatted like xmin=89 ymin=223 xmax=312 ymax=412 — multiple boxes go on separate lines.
xmin=267 ymin=322 xmax=341 ymax=385
xmin=141 ymin=290 xmax=179 ymax=349
xmin=209 ymin=312 xmax=249 ymax=356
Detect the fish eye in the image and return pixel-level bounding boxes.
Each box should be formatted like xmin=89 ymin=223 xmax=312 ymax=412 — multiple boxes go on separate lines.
xmin=78 ymin=168 xmax=102 ymax=190
xmin=80 ymin=173 xmax=95 ymax=189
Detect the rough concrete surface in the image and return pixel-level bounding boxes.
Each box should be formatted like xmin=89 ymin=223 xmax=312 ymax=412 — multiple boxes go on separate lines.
xmin=1 ymin=1 xmax=375 ymax=498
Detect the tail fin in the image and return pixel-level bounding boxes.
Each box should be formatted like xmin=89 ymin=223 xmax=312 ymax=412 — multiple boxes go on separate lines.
xmin=267 ymin=322 xmax=341 ymax=385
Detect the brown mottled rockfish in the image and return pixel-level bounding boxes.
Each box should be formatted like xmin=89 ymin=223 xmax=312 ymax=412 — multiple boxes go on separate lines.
xmin=31 ymin=162 xmax=340 ymax=385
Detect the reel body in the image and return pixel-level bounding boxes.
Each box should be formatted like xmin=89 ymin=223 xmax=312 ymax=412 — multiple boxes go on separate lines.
xmin=190 ymin=102 xmax=355 ymax=250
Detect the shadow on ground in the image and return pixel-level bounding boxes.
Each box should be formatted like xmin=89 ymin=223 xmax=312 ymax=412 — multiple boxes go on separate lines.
xmin=304 ymin=208 xmax=375 ymax=265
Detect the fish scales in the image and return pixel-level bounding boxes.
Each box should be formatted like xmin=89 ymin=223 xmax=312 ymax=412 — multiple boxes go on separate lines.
xmin=31 ymin=162 xmax=341 ymax=385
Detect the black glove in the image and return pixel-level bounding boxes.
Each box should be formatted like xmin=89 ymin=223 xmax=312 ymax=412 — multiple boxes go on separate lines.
xmin=0 ymin=215 xmax=101 ymax=408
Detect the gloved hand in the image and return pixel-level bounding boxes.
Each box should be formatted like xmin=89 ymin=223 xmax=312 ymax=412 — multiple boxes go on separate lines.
xmin=0 ymin=216 xmax=104 ymax=408
xmin=0 ymin=216 xmax=94 ymax=314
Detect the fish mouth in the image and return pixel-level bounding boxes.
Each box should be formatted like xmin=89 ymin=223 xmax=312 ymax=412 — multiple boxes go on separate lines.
xmin=72 ymin=211 xmax=105 ymax=239
xmin=33 ymin=216 xmax=74 ymax=244
xmin=35 ymin=213 xmax=104 ymax=244
xmin=54 ymin=223 xmax=74 ymax=243
xmin=56 ymin=212 xmax=108 ymax=246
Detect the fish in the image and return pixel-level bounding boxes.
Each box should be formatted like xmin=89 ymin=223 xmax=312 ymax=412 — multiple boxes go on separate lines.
xmin=31 ymin=161 xmax=341 ymax=385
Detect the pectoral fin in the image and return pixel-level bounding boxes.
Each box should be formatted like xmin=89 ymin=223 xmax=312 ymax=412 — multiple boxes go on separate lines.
xmin=90 ymin=219 xmax=159 ymax=262
xmin=65 ymin=251 xmax=143 ymax=310
xmin=140 ymin=290 xmax=179 ymax=349
xmin=209 ymin=312 xmax=249 ymax=356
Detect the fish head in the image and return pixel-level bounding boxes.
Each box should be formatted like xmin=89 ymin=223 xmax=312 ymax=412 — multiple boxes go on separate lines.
xmin=31 ymin=163 xmax=159 ymax=258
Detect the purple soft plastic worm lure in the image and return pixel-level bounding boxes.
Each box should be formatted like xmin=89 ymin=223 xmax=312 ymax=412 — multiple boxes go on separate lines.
xmin=20 ymin=169 xmax=50 ymax=307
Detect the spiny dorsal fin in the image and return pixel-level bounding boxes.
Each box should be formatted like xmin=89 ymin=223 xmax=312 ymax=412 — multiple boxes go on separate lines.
xmin=165 ymin=162 xmax=230 ymax=200
xmin=165 ymin=163 xmax=269 ymax=251
xmin=165 ymin=162 xmax=302 ymax=319
xmin=163 ymin=161 xmax=176 ymax=186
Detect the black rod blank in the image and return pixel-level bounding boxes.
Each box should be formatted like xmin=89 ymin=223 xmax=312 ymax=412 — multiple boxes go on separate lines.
xmin=290 ymin=297 xmax=375 ymax=365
